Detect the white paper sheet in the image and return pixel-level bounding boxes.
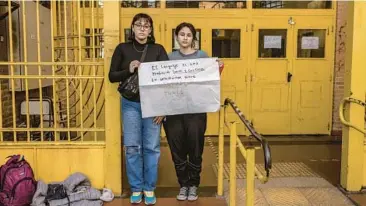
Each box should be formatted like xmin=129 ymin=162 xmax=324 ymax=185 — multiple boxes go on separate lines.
xmin=301 ymin=36 xmax=319 ymax=49
xmin=264 ymin=36 xmax=282 ymax=49
xmin=138 ymin=58 xmax=220 ymax=118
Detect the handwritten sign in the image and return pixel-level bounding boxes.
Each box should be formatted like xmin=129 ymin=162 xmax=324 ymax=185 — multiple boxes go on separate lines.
xmin=138 ymin=58 xmax=220 ymax=118
xmin=264 ymin=36 xmax=282 ymax=49
xmin=301 ymin=36 xmax=319 ymax=49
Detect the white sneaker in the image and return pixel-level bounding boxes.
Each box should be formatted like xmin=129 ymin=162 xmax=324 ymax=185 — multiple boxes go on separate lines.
xmin=188 ymin=186 xmax=198 ymax=201
xmin=176 ymin=187 xmax=188 ymax=201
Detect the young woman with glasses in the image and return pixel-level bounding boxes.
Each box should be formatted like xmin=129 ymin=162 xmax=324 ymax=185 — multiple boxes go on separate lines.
xmin=108 ymin=13 xmax=168 ymax=205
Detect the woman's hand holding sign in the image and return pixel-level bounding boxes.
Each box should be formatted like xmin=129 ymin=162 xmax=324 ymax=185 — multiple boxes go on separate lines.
xmin=129 ymin=60 xmax=141 ymax=73
xmin=153 ymin=116 xmax=165 ymax=124
xmin=217 ymin=59 xmax=224 ymax=75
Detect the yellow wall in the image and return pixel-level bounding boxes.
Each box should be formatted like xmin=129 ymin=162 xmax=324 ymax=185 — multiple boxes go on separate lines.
xmin=0 ymin=144 xmax=105 ymax=188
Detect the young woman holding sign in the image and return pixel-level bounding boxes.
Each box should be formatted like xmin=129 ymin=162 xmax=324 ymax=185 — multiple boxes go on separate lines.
xmin=163 ymin=22 xmax=224 ymax=201
xmin=108 ymin=13 xmax=168 ymax=205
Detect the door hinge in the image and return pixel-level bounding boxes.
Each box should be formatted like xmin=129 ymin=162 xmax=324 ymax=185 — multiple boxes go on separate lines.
xmin=164 ymin=22 xmax=167 ymax=31
xmin=329 ymin=75 xmax=333 ymax=82
xmin=331 ymin=25 xmax=334 ymax=33
xmin=327 ymin=123 xmax=330 ymax=131
xmin=251 ymin=24 xmax=254 ymax=32
xmin=250 ymin=74 xmax=253 ymax=82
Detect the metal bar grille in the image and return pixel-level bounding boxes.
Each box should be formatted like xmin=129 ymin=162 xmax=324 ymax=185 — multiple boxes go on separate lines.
xmin=0 ymin=0 xmax=105 ymax=143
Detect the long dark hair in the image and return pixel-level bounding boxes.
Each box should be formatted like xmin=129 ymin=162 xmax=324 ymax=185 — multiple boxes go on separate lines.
xmin=174 ymin=22 xmax=198 ymax=48
xmin=129 ymin=13 xmax=155 ymax=44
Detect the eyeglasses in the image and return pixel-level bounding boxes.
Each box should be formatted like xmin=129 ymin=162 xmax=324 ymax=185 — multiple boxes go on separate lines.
xmin=134 ymin=24 xmax=151 ymax=30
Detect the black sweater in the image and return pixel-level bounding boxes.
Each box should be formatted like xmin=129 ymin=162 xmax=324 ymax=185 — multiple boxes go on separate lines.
xmin=108 ymin=40 xmax=169 ymax=102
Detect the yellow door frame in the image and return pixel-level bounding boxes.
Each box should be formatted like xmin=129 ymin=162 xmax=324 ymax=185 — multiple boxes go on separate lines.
xmin=104 ymin=1 xmax=122 ymax=195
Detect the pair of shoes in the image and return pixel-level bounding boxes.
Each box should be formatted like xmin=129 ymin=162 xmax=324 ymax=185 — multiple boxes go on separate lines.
xmin=130 ymin=191 xmax=157 ymax=205
xmin=176 ymin=186 xmax=198 ymax=201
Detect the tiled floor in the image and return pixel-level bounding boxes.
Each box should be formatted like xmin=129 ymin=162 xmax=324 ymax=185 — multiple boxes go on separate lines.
xmin=222 ymin=178 xmax=354 ymax=206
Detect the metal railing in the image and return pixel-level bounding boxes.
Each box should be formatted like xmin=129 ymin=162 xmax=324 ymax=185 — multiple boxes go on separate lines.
xmin=339 ymin=96 xmax=366 ymax=134
xmin=217 ymin=98 xmax=272 ymax=206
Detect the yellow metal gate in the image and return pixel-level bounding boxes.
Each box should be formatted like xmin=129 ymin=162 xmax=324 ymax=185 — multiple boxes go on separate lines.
xmin=0 ymin=0 xmax=120 ymax=192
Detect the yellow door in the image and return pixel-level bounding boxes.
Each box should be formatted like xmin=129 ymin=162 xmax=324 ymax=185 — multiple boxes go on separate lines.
xmin=291 ymin=16 xmax=334 ymax=134
xmin=250 ymin=18 xmax=293 ymax=134
xmin=164 ymin=17 xmax=248 ymax=135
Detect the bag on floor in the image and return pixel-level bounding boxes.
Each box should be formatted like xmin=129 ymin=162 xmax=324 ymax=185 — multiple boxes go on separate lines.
xmin=45 ymin=184 xmax=68 ymax=202
xmin=0 ymin=155 xmax=37 ymax=206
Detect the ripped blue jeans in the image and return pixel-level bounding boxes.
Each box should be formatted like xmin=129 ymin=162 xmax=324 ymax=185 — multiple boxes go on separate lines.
xmin=121 ymin=97 xmax=161 ymax=192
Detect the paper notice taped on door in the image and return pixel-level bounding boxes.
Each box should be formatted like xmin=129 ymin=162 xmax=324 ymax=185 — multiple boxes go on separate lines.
xmin=264 ymin=36 xmax=282 ymax=49
xmin=301 ymin=36 xmax=319 ymax=49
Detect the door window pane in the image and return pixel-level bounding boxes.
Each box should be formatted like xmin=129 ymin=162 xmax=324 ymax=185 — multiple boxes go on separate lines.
xmin=124 ymin=29 xmax=132 ymax=42
xmin=166 ymin=1 xmax=246 ymax=9
xmin=258 ymin=29 xmax=287 ymax=58
xmin=297 ymin=29 xmax=326 ymax=58
xmin=253 ymin=1 xmax=331 ymax=9
xmin=212 ymin=29 xmax=241 ymax=58
xmin=80 ymin=0 xmax=103 ymax=8
xmin=121 ymin=0 xmax=160 ymax=8
xmin=172 ymin=29 xmax=201 ymax=51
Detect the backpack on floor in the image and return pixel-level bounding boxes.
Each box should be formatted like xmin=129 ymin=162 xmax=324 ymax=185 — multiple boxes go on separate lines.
xmin=0 ymin=155 xmax=37 ymax=206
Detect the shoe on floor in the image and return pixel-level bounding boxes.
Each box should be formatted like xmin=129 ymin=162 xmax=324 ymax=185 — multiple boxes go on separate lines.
xmin=188 ymin=186 xmax=198 ymax=201
xmin=130 ymin=192 xmax=143 ymax=204
xmin=144 ymin=191 xmax=156 ymax=205
xmin=176 ymin=187 xmax=188 ymax=201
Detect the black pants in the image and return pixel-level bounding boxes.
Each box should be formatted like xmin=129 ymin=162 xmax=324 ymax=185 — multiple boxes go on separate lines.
xmin=163 ymin=113 xmax=207 ymax=187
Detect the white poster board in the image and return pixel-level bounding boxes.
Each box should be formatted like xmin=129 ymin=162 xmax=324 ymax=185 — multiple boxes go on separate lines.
xmin=301 ymin=36 xmax=319 ymax=49
xmin=138 ymin=58 xmax=220 ymax=118
xmin=264 ymin=36 xmax=282 ymax=49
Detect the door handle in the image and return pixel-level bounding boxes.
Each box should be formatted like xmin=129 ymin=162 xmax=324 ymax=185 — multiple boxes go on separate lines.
xmin=287 ymin=72 xmax=293 ymax=82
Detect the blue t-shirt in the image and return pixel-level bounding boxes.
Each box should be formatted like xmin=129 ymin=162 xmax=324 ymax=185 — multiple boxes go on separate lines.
xmin=168 ymin=50 xmax=209 ymax=60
